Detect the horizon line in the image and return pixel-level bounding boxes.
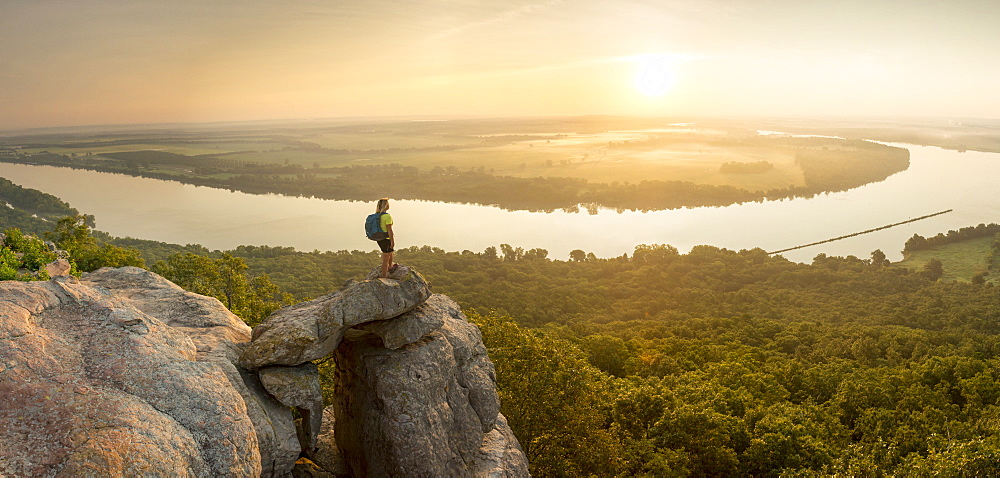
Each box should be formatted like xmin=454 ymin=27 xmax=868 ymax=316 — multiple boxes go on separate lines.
xmin=4 ymin=113 xmax=999 ymax=137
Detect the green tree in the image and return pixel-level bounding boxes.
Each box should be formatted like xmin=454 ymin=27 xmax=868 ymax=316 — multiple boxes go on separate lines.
xmin=45 ymin=215 xmax=144 ymax=271
xmin=482 ymin=246 xmax=498 ymax=261
xmin=652 ymin=404 xmax=744 ymax=476
xmin=522 ymin=248 xmax=549 ymax=261
xmin=742 ymin=402 xmax=847 ymax=475
xmin=4 ymin=228 xmax=57 ymax=272
xmin=499 ymin=243 xmax=523 ymax=262
xmin=219 ymin=252 xmax=250 ymax=311
xmin=151 ymin=252 xmax=221 ymax=296
xmin=0 ymin=228 xmax=59 ymax=280
xmin=633 ymin=244 xmax=680 ymax=264
xmin=898 ymin=438 xmax=1000 ymax=475
xmin=44 ymin=215 xmax=96 ymax=254
xmin=469 ymin=311 xmax=623 ymax=477
xmin=921 ymin=258 xmax=944 ymax=281
xmin=579 ymin=335 xmax=631 ymax=377
xmin=152 ymin=251 xmax=290 ymax=326
xmin=870 ymin=249 xmax=888 ymax=267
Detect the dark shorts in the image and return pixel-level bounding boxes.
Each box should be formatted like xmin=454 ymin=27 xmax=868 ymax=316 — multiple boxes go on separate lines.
xmin=377 ymin=239 xmax=394 ymax=253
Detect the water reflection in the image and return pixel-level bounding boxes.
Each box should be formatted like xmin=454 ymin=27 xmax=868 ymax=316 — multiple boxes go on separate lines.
xmin=0 ymin=143 xmax=997 ymax=263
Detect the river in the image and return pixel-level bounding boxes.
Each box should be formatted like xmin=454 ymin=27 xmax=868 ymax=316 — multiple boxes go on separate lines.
xmin=1 ymin=142 xmax=997 ymax=263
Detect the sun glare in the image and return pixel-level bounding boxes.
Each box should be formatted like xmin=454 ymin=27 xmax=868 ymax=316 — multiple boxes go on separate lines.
xmin=633 ymin=54 xmax=677 ymax=97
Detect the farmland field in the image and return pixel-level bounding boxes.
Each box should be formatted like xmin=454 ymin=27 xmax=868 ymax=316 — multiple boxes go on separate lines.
xmin=894 ymin=236 xmax=996 ymax=283
xmin=0 ymin=116 xmax=913 ymax=211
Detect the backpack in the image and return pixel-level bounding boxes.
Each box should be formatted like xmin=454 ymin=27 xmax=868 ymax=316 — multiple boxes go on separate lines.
xmin=365 ymin=213 xmax=388 ymax=241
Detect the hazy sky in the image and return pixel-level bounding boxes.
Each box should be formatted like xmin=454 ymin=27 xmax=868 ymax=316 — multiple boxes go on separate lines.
xmin=2 ymin=0 xmax=998 ymax=129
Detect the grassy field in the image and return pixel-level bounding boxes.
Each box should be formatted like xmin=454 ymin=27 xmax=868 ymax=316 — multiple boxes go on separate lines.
xmin=218 ymin=127 xmax=815 ymax=191
xmin=894 ymin=236 xmax=995 ymax=283
xmin=482 ymin=139 xmax=806 ymax=189
xmin=0 ymin=116 xmax=910 ymax=196
xmin=12 ymin=125 xmax=814 ymax=191
xmin=21 ymin=141 xmax=288 ymax=157
xmin=304 ymin=131 xmax=474 ymax=150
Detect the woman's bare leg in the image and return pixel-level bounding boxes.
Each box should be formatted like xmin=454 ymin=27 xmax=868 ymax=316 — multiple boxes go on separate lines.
xmin=381 ymin=252 xmax=392 ymax=278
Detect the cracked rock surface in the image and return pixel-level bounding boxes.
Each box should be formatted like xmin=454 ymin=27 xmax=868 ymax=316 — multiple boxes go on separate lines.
xmin=239 ymin=265 xmax=431 ymax=369
xmin=0 ymin=267 xmax=298 ymax=477
xmin=332 ymin=294 xmax=527 ymax=477
xmin=1 ymin=265 xmax=527 ymax=477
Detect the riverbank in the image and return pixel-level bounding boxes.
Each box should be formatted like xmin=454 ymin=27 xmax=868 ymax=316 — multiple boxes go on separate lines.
xmin=1 ymin=123 xmax=909 ymax=212
xmin=0 ymin=141 xmax=995 ymax=264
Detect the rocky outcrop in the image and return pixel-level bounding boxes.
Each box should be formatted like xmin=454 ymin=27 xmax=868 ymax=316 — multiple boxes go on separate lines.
xmin=243 ymin=265 xmax=528 ymax=476
xmin=259 ymin=363 xmax=324 ymax=454
xmin=313 ymin=407 xmax=350 ymax=476
xmin=331 ymin=294 xmax=527 ymax=477
xmin=353 ymin=294 xmax=446 ymax=350
xmin=240 ymin=266 xmax=432 ymax=369
xmin=44 ymin=258 xmax=72 ymax=278
xmin=0 ymin=267 xmax=298 ymax=477
xmin=0 ymin=264 xmax=527 ymax=477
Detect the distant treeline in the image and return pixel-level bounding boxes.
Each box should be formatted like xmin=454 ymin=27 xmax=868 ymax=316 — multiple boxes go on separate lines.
xmin=0 ymin=177 xmax=81 ymax=235
xmin=3 ymin=137 xmax=909 ymax=212
xmin=904 ymin=223 xmax=1000 ymax=253
xmin=0 ymin=177 xmax=76 ymax=216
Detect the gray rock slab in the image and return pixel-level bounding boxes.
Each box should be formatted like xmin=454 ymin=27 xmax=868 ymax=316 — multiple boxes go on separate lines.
xmin=85 ymin=266 xmax=301 ymax=476
xmin=0 ymin=273 xmax=254 ymax=476
xmin=260 ymin=363 xmax=324 ymax=454
xmin=474 ymin=414 xmax=531 ymax=478
xmin=313 ymin=407 xmax=351 ymax=476
xmin=438 ymin=302 xmax=501 ymax=434
xmin=354 ymin=293 xmax=457 ymax=349
xmin=240 ymin=266 xmax=431 ymax=369
xmin=331 ymin=305 xmax=527 ymax=477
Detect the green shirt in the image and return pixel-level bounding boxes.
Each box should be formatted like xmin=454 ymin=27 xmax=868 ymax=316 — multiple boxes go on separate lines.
xmin=380 ymin=213 xmax=393 ymax=233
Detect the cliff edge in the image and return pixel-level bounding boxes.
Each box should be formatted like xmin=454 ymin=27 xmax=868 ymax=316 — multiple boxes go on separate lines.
xmin=0 ymin=265 xmax=527 ymax=477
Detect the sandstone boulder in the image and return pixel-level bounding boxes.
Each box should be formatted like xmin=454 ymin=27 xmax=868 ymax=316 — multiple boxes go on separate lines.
xmin=240 ymin=265 xmax=431 ymax=369
xmin=44 ymin=258 xmax=72 ymax=277
xmin=259 ymin=363 xmax=324 ymax=454
xmin=0 ymin=267 xmax=299 ymax=477
xmin=364 ymin=263 xmax=418 ymax=281
xmin=354 ymin=293 xmax=450 ymax=349
xmin=84 ymin=266 xmax=301 ymax=476
xmin=1 ymin=264 xmax=528 ymax=477
xmin=313 ymin=407 xmax=351 ymax=477
xmin=331 ymin=294 xmax=526 ymax=476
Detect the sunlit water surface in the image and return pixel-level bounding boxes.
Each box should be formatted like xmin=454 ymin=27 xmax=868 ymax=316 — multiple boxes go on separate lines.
xmin=1 ymin=143 xmax=997 ymax=263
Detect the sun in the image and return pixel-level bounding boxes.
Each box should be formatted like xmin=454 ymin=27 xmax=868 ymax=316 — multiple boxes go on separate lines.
xmin=633 ymin=54 xmax=677 ymax=97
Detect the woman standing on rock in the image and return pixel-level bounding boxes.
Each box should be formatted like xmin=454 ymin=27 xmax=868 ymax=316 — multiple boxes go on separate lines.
xmin=375 ymin=198 xmax=397 ymax=278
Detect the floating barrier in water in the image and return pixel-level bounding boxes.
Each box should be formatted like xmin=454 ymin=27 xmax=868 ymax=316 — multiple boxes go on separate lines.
xmin=767 ymin=209 xmax=954 ymax=255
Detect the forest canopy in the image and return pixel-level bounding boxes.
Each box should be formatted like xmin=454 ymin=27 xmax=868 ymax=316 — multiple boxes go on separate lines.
xmin=117 ymin=232 xmax=1000 ymax=475
xmin=2 ymin=169 xmax=999 ymax=475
